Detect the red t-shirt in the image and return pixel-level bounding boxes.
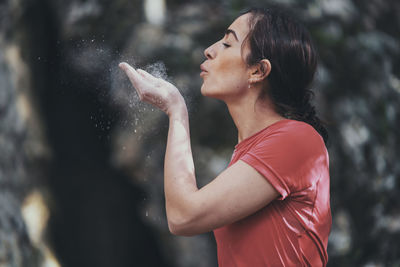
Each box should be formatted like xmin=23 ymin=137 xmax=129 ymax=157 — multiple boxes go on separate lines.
xmin=213 ymin=119 xmax=331 ymax=267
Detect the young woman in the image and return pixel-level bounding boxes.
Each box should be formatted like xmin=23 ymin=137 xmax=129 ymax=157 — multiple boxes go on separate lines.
xmin=119 ymin=7 xmax=331 ymax=267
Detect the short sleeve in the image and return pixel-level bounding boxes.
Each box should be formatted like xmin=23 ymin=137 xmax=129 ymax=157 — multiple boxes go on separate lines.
xmin=240 ymin=121 xmax=327 ymax=200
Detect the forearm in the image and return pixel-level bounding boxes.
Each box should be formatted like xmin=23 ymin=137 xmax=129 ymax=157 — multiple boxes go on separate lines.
xmin=164 ymin=101 xmax=198 ymax=232
xmin=118 ymin=63 xmax=203 ymax=233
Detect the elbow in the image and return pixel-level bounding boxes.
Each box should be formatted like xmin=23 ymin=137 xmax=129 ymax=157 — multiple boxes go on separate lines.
xmin=168 ymin=222 xmax=187 ymax=236
xmin=167 ymin=211 xmax=199 ymax=236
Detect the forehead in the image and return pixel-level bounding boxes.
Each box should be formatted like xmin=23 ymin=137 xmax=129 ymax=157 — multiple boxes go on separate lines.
xmin=227 ymin=13 xmax=251 ymax=42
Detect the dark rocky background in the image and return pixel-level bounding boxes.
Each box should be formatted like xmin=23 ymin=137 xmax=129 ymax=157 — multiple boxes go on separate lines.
xmin=0 ymin=0 xmax=399 ymax=266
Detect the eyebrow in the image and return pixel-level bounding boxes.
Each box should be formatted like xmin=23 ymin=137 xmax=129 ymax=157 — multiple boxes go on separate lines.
xmin=225 ymin=29 xmax=239 ymax=42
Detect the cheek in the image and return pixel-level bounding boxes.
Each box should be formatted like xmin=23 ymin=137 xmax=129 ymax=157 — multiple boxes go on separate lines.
xmin=219 ymin=65 xmax=248 ymax=90
xmin=201 ymin=71 xmax=248 ymax=98
xmin=221 ymin=57 xmax=248 ymax=83
xmin=201 ymin=54 xmax=249 ymax=97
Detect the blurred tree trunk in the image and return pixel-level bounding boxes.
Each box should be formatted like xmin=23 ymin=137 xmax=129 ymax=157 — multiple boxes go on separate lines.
xmin=0 ymin=0 xmax=51 ymax=265
xmin=1 ymin=0 xmax=171 ymax=266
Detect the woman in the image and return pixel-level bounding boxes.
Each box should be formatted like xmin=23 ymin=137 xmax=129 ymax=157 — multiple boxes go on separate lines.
xmin=119 ymin=6 xmax=331 ymax=267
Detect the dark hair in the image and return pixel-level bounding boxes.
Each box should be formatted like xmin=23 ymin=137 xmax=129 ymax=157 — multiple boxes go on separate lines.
xmin=242 ymin=7 xmax=328 ymax=144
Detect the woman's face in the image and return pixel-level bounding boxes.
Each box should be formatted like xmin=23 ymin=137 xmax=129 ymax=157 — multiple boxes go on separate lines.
xmin=200 ymin=14 xmax=252 ymax=102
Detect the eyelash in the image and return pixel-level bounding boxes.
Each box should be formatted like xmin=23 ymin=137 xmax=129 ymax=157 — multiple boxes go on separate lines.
xmin=222 ymin=43 xmax=231 ymax=48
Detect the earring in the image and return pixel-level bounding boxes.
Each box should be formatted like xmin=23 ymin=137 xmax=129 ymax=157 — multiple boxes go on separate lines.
xmin=248 ymin=78 xmax=254 ymax=88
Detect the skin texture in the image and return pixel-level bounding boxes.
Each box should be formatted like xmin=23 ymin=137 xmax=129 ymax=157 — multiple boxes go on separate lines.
xmin=200 ymin=19 xmax=249 ymax=101
xmin=119 ymin=13 xmax=285 ymax=236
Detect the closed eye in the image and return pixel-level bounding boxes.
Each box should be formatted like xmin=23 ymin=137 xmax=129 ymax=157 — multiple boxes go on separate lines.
xmin=222 ymin=43 xmax=231 ymax=48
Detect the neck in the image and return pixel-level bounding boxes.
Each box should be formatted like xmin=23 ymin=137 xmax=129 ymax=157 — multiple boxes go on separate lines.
xmin=225 ymin=93 xmax=285 ymax=143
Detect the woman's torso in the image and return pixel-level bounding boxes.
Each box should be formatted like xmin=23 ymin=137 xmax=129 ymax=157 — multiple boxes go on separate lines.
xmin=214 ymin=119 xmax=331 ymax=267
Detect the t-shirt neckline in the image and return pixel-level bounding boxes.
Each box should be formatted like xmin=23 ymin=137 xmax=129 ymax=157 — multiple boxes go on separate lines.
xmin=235 ymin=119 xmax=291 ymax=150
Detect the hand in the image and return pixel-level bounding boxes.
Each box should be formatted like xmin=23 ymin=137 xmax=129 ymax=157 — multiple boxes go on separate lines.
xmin=119 ymin=62 xmax=186 ymax=116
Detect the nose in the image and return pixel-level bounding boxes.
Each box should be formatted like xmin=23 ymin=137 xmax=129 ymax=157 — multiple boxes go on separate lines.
xmin=204 ymin=43 xmax=216 ymax=59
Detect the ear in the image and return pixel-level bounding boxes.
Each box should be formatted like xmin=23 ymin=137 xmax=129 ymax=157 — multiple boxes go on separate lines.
xmin=248 ymin=59 xmax=271 ymax=84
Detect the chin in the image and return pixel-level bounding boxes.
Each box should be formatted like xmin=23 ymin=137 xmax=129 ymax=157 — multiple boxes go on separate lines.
xmin=200 ymin=84 xmax=211 ymax=97
xmin=201 ymin=84 xmax=231 ymax=102
xmin=201 ymin=84 xmax=217 ymax=98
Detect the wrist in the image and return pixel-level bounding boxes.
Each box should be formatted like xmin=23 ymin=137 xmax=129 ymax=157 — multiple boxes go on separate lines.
xmin=167 ymin=96 xmax=188 ymax=119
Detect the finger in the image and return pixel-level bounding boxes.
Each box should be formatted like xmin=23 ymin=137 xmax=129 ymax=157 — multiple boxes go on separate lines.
xmin=119 ymin=62 xmax=134 ymax=72
xmin=119 ymin=62 xmax=140 ymax=82
xmin=137 ymin=69 xmax=158 ymax=81
xmin=119 ymin=62 xmax=140 ymax=81
xmin=119 ymin=62 xmax=145 ymax=94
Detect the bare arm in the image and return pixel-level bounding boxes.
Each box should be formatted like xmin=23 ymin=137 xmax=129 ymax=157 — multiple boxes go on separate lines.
xmin=119 ymin=62 xmax=279 ymax=236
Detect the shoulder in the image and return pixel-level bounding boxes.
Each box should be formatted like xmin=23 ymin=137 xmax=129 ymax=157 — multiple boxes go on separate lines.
xmin=247 ymin=119 xmax=328 ymax=168
xmin=240 ymin=120 xmax=328 ymax=199
xmin=260 ymin=119 xmax=325 ymax=148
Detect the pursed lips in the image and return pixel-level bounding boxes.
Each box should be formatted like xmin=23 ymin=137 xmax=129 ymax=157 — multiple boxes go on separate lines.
xmin=200 ymin=63 xmax=208 ymax=77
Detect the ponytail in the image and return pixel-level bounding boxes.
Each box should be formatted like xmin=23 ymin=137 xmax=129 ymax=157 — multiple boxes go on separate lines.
xmin=243 ymin=7 xmax=329 ymax=144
